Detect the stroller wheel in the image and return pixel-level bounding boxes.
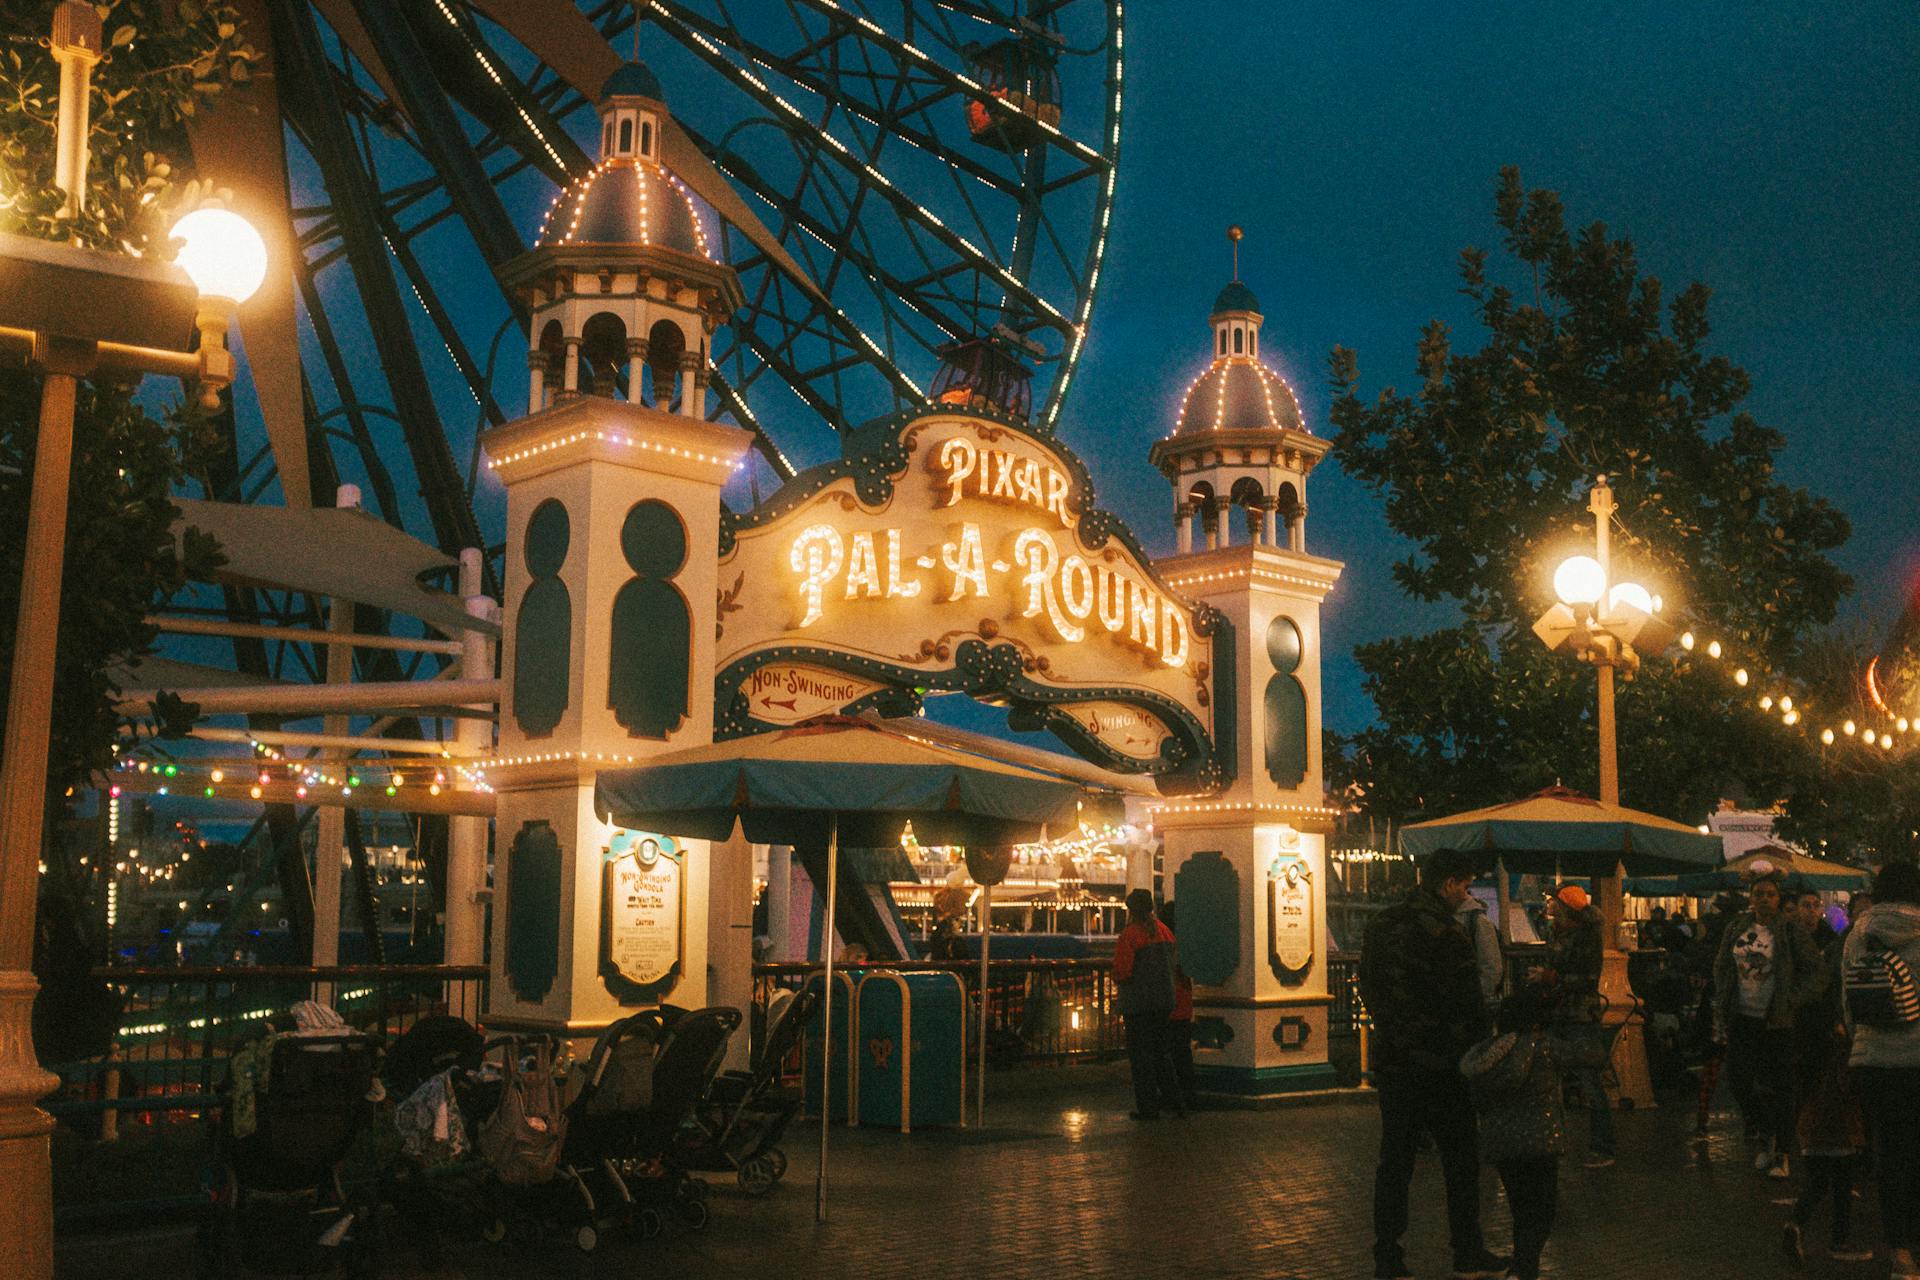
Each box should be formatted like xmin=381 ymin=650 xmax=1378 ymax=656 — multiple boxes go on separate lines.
xmin=638 ymin=1207 xmax=666 ymax=1240
xmin=678 ymin=1198 xmax=710 ymax=1231
xmin=766 ymin=1149 xmax=789 ymax=1181
xmin=574 ymin=1224 xmax=599 ymax=1254
xmin=481 ymin=1218 xmax=508 ymax=1245
xmin=737 ymin=1156 xmax=777 ymax=1197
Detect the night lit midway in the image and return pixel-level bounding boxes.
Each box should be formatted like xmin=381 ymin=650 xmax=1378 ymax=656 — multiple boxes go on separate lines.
xmin=0 ymin=4 xmax=1913 ymax=1279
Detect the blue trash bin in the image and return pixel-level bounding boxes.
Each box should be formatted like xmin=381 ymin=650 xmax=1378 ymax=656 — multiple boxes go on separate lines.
xmin=802 ymin=970 xmax=857 ymax=1123
xmin=855 ymin=971 xmax=966 ymax=1132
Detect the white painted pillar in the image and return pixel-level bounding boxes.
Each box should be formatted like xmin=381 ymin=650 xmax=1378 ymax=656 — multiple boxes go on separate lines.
xmin=766 ymin=844 xmax=793 ymax=960
xmin=709 ymin=830 xmax=757 ymax=1070
xmin=1216 ymin=499 xmax=1231 ymax=548
xmin=1175 ymin=503 xmax=1192 ymax=555
xmin=1291 ymin=506 xmax=1307 ymax=554
xmin=679 ymin=353 xmax=703 ymax=418
xmin=1262 ymin=501 xmax=1278 ymax=547
xmin=311 ymin=485 xmax=359 ymax=985
xmin=446 ymin=548 xmax=493 ymax=974
xmin=527 ymin=351 xmax=547 ymax=416
xmin=562 ymin=337 xmax=581 ymax=395
xmin=626 ymin=337 xmax=648 ymax=402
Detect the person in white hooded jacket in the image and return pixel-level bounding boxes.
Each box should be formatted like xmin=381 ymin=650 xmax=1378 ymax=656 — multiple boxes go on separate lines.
xmin=1843 ymin=860 xmax=1920 ymax=1278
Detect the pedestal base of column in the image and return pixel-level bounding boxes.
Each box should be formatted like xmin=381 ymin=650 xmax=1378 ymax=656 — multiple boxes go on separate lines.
xmin=0 ymin=969 xmax=57 ymax=1280
xmin=1599 ymin=948 xmax=1655 ymax=1109
xmin=1189 ymin=1000 xmax=1337 ymax=1101
xmin=1194 ymin=1061 xmax=1343 ymax=1101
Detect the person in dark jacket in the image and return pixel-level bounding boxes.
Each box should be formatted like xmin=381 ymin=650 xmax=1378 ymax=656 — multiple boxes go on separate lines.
xmin=1526 ymin=883 xmax=1616 ymax=1167
xmin=1460 ymin=988 xmax=1608 ymax=1280
xmin=1113 ymin=889 xmax=1181 ymax=1120
xmin=1360 ymin=849 xmax=1505 ymax=1280
xmin=1713 ymin=869 xmax=1822 ymax=1178
xmin=1157 ymin=900 xmax=1198 ymax=1110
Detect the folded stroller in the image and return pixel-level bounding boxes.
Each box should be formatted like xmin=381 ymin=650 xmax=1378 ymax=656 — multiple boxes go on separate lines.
xmin=199 ymin=1016 xmax=382 ymax=1278
xmin=678 ymin=986 xmax=816 ymax=1194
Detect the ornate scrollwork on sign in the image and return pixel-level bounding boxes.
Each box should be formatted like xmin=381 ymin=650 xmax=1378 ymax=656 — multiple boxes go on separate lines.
xmin=709 ymin=408 xmax=1234 ymax=793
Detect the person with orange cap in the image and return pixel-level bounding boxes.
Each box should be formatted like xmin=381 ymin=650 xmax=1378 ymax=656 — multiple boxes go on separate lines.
xmin=1528 ymin=882 xmax=1615 ymax=1167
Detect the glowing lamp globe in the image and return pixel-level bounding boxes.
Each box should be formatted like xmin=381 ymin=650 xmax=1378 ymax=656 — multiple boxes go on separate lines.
xmin=1553 ymin=555 xmax=1605 ymax=607
xmin=1606 ymin=581 xmax=1653 ymax=616
xmin=169 ymin=207 xmax=268 ymax=304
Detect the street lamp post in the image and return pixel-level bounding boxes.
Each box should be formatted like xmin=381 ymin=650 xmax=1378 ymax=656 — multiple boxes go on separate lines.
xmin=1532 ymin=474 xmax=1674 ymax=1109
xmin=0 ymin=9 xmax=266 ymax=1271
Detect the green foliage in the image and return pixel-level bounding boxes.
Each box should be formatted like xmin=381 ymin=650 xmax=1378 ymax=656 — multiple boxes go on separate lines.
xmin=1327 ymin=167 xmax=1857 ymax=837
xmin=0 ymin=4 xmax=247 ymax=864
xmin=0 ymin=1 xmax=258 ymax=251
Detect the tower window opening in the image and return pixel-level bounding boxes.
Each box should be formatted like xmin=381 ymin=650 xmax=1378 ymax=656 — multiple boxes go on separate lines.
xmin=641 ymin=120 xmax=654 ymax=156
xmin=1233 ymin=327 xmax=1244 ymax=354
xmin=1218 ymin=329 xmax=1227 ymax=356
xmin=619 ymin=119 xmax=634 ymax=153
xmin=603 ymin=122 xmax=614 ymax=155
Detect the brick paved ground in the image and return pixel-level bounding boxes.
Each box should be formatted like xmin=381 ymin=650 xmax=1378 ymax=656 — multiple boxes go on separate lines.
xmin=56 ymin=1062 xmax=1890 ymax=1279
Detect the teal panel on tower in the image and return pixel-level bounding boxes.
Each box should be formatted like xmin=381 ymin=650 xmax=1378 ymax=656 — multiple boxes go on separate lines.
xmin=514 ymin=499 xmax=571 ymax=737
xmin=1263 ymin=615 xmax=1308 ymax=788
xmin=608 ymin=499 xmax=691 ymax=738
xmin=1174 ymin=851 xmax=1240 ymax=986
xmin=505 ymin=820 xmax=563 ymax=1003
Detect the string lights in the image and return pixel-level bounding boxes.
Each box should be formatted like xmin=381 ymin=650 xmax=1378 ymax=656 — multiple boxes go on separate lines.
xmin=1674 ymin=626 xmax=1911 ymax=755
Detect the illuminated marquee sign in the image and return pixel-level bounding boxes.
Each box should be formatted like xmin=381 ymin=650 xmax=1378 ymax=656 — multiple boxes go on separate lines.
xmin=713 ymin=409 xmax=1234 ymax=791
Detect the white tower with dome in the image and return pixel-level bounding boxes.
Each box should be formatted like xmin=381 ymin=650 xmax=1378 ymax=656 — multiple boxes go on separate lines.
xmin=1144 ymin=230 xmax=1346 ymax=1098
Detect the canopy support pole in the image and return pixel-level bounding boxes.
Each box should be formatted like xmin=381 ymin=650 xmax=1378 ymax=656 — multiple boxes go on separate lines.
xmin=816 ymin=814 xmax=838 ymax=1224
xmin=977 ymin=881 xmax=991 ymax=1128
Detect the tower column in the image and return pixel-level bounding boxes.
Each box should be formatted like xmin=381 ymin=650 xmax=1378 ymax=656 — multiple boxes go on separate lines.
xmin=678 ymin=351 xmax=703 ymax=418
xmin=1213 ymin=497 xmax=1232 ymax=549
xmin=1290 ymin=504 xmax=1307 ymax=554
xmin=1175 ymin=500 xmax=1193 ymax=555
xmin=561 ymin=336 xmax=581 ymax=396
xmin=527 ymin=350 xmax=549 ymax=416
xmin=1262 ymin=498 xmax=1278 ymax=548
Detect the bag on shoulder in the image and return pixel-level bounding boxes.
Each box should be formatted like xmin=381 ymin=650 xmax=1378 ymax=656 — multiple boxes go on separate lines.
xmin=1123 ymin=931 xmax=1177 ymax=1017
xmin=476 ymin=1040 xmax=569 ymax=1185
xmin=1845 ymin=944 xmax=1920 ymax=1029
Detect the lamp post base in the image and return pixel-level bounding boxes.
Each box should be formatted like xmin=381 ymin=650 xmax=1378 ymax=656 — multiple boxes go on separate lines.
xmin=1598 ymin=948 xmax=1655 ymax=1110
xmin=0 ymin=969 xmax=56 ymax=1280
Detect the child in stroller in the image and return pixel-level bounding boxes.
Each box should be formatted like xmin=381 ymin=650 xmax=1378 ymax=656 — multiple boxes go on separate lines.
xmin=678 ymin=986 xmax=817 ymax=1194
xmin=199 ymin=1003 xmax=383 ymax=1278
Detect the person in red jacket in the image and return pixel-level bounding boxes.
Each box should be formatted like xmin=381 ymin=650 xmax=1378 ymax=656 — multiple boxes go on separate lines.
xmin=1114 ymin=889 xmax=1183 ymax=1119
xmin=1159 ymin=899 xmax=1198 ymax=1110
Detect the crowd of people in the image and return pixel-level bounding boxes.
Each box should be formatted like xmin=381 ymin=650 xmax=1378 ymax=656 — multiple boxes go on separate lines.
xmin=1352 ymin=848 xmax=1920 ymax=1280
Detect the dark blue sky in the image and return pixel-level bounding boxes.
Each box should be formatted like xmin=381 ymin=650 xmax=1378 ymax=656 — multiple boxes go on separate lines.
xmin=273 ymin=2 xmax=1918 ymax=745
xmin=1049 ymin=0 xmax=1918 ymax=732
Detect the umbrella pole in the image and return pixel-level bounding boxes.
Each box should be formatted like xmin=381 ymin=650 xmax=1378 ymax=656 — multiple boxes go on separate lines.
xmin=977 ymin=880 xmax=990 ymax=1128
xmin=817 ymin=814 xmax=838 ymax=1224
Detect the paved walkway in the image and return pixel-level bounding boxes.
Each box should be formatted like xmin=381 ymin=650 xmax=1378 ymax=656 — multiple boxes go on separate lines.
xmin=56 ymin=1062 xmax=1887 ymax=1279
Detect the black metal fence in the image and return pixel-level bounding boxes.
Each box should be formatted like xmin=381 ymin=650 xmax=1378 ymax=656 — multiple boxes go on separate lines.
xmin=45 ymin=963 xmax=488 ymax=1128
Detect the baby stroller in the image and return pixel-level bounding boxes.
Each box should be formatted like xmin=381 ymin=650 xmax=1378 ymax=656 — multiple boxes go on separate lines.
xmin=199 ymin=1017 xmax=382 ymax=1278
xmin=679 ymin=986 xmax=816 ymax=1194
xmin=379 ymin=1017 xmax=498 ymax=1263
xmin=563 ymin=1005 xmax=741 ymax=1243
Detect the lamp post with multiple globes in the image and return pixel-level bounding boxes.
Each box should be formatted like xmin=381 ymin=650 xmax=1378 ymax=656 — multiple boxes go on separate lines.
xmin=1531 ymin=474 xmax=1675 ymax=1107
xmin=0 ymin=5 xmax=267 ymax=1273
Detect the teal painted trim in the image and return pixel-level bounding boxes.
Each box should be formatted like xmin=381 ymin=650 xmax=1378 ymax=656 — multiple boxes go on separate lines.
xmin=1262 ymin=616 xmax=1306 ymax=789
xmin=1174 ymin=851 xmax=1240 ymax=986
xmin=504 ymin=821 xmax=562 ymax=1004
xmin=513 ymin=499 xmax=571 ymax=738
xmin=1194 ymin=1062 xmax=1340 ymax=1095
xmin=609 ymin=500 xmax=691 ymax=739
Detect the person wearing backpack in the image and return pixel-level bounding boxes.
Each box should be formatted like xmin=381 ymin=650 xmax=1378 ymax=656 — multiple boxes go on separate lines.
xmin=1842 ymin=861 xmax=1920 ymax=1278
xmin=1113 ymin=888 xmax=1182 ymax=1120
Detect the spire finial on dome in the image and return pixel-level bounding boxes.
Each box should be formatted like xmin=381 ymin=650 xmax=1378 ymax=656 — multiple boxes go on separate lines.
xmin=1227 ymin=224 xmax=1243 ymax=281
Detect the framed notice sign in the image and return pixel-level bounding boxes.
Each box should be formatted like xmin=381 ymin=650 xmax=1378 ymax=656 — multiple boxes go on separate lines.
xmin=600 ymin=830 xmax=685 ymax=1004
xmin=1267 ymin=830 xmax=1314 ymax=986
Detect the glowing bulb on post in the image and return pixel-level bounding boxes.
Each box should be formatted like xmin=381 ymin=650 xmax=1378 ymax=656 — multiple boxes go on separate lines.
xmin=1607 ymin=582 xmax=1653 ymax=616
xmin=168 ymin=207 xmax=268 ymax=305
xmin=1553 ymin=556 xmax=1605 ymax=607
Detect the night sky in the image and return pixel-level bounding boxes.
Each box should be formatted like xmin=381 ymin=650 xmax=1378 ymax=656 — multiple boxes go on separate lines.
xmin=268 ymin=2 xmax=1919 ymax=745
xmin=1062 ymin=1 xmax=1919 ymax=733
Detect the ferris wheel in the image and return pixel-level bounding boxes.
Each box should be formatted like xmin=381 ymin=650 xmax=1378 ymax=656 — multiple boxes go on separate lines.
xmin=202 ymin=0 xmax=1125 ymax=568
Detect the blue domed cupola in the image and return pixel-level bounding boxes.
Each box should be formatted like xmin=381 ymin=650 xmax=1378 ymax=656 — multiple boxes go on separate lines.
xmin=1148 ymin=226 xmax=1330 ymax=556
xmin=500 ymin=60 xmax=742 ymax=421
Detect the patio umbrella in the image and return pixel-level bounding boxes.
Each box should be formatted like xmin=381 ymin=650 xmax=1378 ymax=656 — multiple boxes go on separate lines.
xmin=1400 ymin=786 xmax=1724 ymax=878
xmin=1675 ymin=844 xmax=1870 ymax=894
xmin=593 ymin=715 xmax=1124 ymax=1222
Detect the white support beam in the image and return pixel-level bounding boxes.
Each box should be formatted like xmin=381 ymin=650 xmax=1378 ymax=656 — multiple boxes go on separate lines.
xmin=185 ymin=727 xmax=479 ymax=757
xmin=112 ymin=677 xmax=500 ymax=717
xmin=145 ymin=614 xmax=464 ymax=654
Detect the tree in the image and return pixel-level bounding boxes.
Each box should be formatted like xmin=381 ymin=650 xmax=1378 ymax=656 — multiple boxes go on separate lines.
xmin=1 ymin=2 xmax=254 ymax=1020
xmin=1327 ymin=167 xmax=1854 ymax=836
